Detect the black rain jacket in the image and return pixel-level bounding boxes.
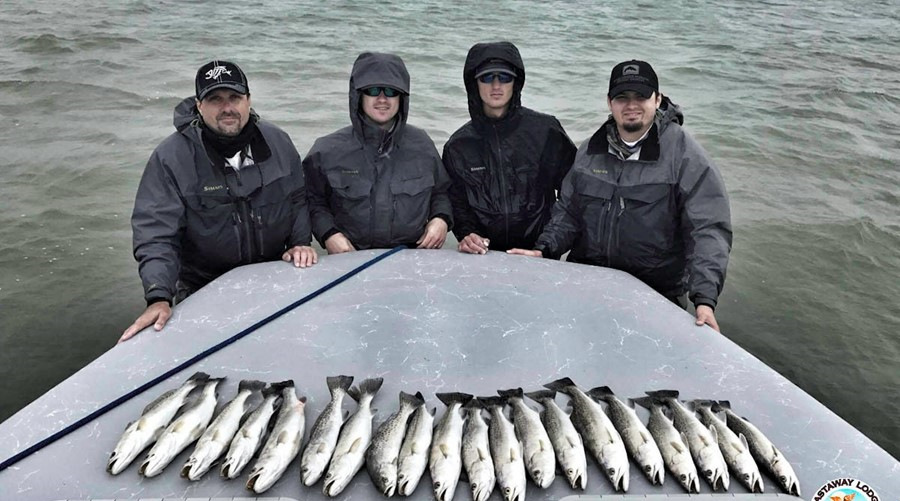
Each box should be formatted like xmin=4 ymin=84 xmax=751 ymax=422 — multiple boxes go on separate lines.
xmin=442 ymin=42 xmax=576 ymax=250
xmin=535 ymin=97 xmax=732 ymax=308
xmin=303 ymin=52 xmax=452 ymax=250
xmin=132 ymin=97 xmax=313 ymax=304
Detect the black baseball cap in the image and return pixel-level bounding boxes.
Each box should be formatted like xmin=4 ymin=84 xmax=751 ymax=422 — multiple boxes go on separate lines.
xmin=608 ymin=60 xmax=658 ymax=98
xmin=474 ymin=59 xmax=517 ymax=79
xmin=195 ymin=60 xmax=249 ymax=101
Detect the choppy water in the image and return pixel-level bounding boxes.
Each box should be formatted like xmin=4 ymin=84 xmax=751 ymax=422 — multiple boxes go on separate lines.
xmin=1 ymin=0 xmax=898 ymax=459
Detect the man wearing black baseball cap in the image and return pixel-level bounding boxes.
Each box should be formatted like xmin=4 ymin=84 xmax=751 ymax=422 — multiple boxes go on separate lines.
xmin=121 ymin=60 xmax=317 ymax=342
xmin=442 ymin=41 xmax=576 ymax=254
xmin=510 ymin=59 xmax=733 ymax=334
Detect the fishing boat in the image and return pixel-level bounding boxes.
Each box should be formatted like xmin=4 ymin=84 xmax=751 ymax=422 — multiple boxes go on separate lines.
xmin=0 ymin=248 xmax=896 ymax=500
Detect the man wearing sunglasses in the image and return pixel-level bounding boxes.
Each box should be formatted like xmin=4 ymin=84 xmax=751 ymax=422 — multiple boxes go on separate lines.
xmin=509 ymin=60 xmax=733 ymax=333
xmin=304 ymin=52 xmax=452 ymax=254
xmin=442 ymin=41 xmax=576 ymax=254
xmin=122 ymin=60 xmax=317 ymax=342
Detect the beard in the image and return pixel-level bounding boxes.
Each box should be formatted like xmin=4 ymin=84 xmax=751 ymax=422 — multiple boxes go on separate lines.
xmin=622 ymin=120 xmax=645 ymax=133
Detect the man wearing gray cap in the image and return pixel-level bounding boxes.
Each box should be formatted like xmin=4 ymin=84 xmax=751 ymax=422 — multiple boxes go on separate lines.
xmin=121 ymin=60 xmax=317 ymax=342
xmin=510 ymin=60 xmax=733 ymax=332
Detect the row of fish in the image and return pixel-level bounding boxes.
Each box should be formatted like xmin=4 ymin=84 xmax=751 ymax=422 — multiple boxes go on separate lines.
xmin=105 ymin=372 xmax=800 ymax=498
xmin=107 ymin=372 xmax=307 ymax=493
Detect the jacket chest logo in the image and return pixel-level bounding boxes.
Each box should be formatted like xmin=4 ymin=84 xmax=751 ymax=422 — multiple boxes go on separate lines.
xmin=591 ymin=169 xmax=608 ymax=175
xmin=341 ymin=169 xmax=360 ymax=175
xmin=468 ymin=166 xmax=486 ymax=172
xmin=203 ymin=184 xmax=225 ymax=192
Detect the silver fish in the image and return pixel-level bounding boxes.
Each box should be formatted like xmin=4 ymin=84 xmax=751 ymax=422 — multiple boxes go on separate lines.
xmin=221 ymin=381 xmax=285 ymax=479
xmin=589 ymin=386 xmax=664 ymax=485
xmin=430 ymin=392 xmax=473 ymax=501
xmin=481 ymin=395 xmax=526 ymax=501
xmin=525 ymin=389 xmax=587 ymax=490
xmin=182 ymin=379 xmax=265 ymax=481
xmin=247 ymin=380 xmax=307 ymax=493
xmin=461 ymin=398 xmax=495 ymax=501
xmin=715 ymin=400 xmax=801 ymax=496
xmin=646 ymin=390 xmax=729 ymax=491
xmin=107 ymin=371 xmax=209 ymax=475
xmin=632 ymin=396 xmax=700 ymax=493
xmin=498 ymin=388 xmax=555 ymax=488
xmin=368 ymin=391 xmax=426 ymax=497
xmin=692 ymin=400 xmax=763 ymax=493
xmin=323 ymin=377 xmax=384 ymax=497
xmin=545 ymin=377 xmax=629 ymax=492
xmin=300 ymin=375 xmax=354 ymax=487
xmin=140 ymin=376 xmax=224 ymax=477
xmin=397 ymin=399 xmax=435 ymax=496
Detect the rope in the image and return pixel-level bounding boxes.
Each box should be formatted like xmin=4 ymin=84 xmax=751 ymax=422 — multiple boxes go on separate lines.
xmin=0 ymin=246 xmax=405 ymax=472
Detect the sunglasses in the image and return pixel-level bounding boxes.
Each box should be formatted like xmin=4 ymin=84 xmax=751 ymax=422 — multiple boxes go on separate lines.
xmin=477 ymin=73 xmax=515 ymax=84
xmin=361 ymin=86 xmax=401 ymax=98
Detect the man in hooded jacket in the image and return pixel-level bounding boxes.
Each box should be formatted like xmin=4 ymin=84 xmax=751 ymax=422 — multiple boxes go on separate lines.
xmin=303 ymin=52 xmax=452 ymax=253
xmin=121 ymin=60 xmax=317 ymax=342
xmin=510 ymin=60 xmax=732 ymax=332
xmin=442 ymin=41 xmax=576 ymax=254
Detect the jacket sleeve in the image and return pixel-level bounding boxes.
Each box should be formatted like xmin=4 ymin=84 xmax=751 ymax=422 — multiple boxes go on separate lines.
xmin=677 ymin=133 xmax=733 ymax=309
xmin=542 ymin=118 xmax=577 ymax=195
xmin=131 ymin=148 xmax=186 ymax=304
xmin=428 ymin=144 xmax=454 ymax=230
xmin=442 ymin=143 xmax=480 ymax=239
xmin=534 ymin=164 xmax=582 ymax=259
xmin=287 ymin=144 xmax=313 ymax=247
xmin=302 ymin=143 xmax=339 ymax=246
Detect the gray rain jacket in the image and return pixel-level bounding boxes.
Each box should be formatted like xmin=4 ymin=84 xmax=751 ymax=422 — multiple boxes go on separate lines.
xmin=132 ymin=97 xmax=313 ymax=304
xmin=303 ymin=52 xmax=452 ymax=249
xmin=535 ymin=97 xmax=732 ymax=308
xmin=442 ymin=42 xmax=576 ymax=251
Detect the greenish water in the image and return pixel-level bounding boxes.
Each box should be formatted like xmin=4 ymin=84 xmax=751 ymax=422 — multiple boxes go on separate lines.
xmin=0 ymin=0 xmax=898 ymax=459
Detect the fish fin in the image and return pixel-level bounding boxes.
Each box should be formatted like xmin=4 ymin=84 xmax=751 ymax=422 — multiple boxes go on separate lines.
xmin=699 ymin=429 xmax=712 ymax=446
xmin=631 ymin=396 xmax=653 ymax=410
xmin=275 ymin=430 xmax=291 ymax=445
xmin=477 ymin=447 xmax=489 ymax=462
xmin=355 ymin=377 xmax=384 ymax=400
xmin=679 ymin=432 xmax=690 ymax=449
xmin=539 ymin=438 xmax=551 ymax=452
xmin=497 ymin=388 xmax=524 ymax=400
xmin=326 ymin=375 xmax=354 ymax=394
xmin=708 ymin=424 xmax=718 ymax=443
xmin=188 ymin=371 xmax=211 ymax=382
xmin=142 ymin=388 xmax=178 ymax=415
xmin=586 ymin=385 xmax=614 ymax=402
xmin=135 ymin=417 xmax=148 ymax=431
xmin=639 ymin=428 xmax=652 ymax=444
xmin=348 ymin=437 xmax=363 ymax=453
xmin=436 ymin=392 xmax=474 ymax=407
xmin=400 ymin=391 xmax=425 ymax=407
xmin=508 ymin=446 xmax=519 ymax=462
xmin=464 ymin=398 xmax=484 ymax=410
xmin=172 ymin=420 xmax=186 ymax=433
xmin=477 ymin=396 xmax=505 ymax=409
xmin=543 ymin=377 xmax=576 ymax=394
xmin=238 ymin=379 xmax=267 ymax=393
xmin=524 ymin=389 xmax=555 ymax=403
xmin=739 ymin=433 xmax=749 ymax=451
xmin=690 ymin=399 xmax=714 ymax=411
xmin=716 ymin=400 xmax=732 ymax=411
xmin=671 ymin=440 xmax=686 ymax=453
xmin=566 ymin=434 xmax=578 ymax=449
xmin=439 ymin=443 xmax=450 ymax=459
xmin=645 ymin=389 xmax=679 ymax=400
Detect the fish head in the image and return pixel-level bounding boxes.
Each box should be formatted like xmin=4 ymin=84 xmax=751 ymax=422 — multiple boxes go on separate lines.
xmin=470 ymin=477 xmax=495 ymax=501
xmin=247 ymin=465 xmax=280 ymax=494
xmin=562 ymin=460 xmax=586 ymax=490
xmin=500 ymin=482 xmax=524 ymax=501
xmin=677 ymin=469 xmax=700 ymax=493
xmin=323 ymin=461 xmax=353 ymax=497
xmin=698 ymin=448 xmax=728 ymax=491
xmin=139 ymin=450 xmax=167 ymax=478
xmin=772 ymin=455 xmax=801 ymax=496
xmin=739 ymin=467 xmax=764 ymax=493
xmin=301 ymin=452 xmax=329 ymax=486
xmin=374 ymin=463 xmax=398 ymax=497
xmin=636 ymin=441 xmax=663 ymax=485
xmin=107 ymin=443 xmax=141 ymax=475
xmin=433 ymin=476 xmax=458 ymax=501
xmin=601 ymin=444 xmax=629 ymax=491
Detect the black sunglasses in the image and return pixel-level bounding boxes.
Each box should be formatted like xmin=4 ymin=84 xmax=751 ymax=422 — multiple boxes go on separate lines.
xmin=361 ymin=86 xmax=401 ymax=98
xmin=477 ymin=73 xmax=515 ymax=84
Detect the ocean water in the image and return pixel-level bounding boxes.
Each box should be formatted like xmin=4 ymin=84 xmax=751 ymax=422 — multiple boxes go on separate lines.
xmin=0 ymin=0 xmax=898 ymax=460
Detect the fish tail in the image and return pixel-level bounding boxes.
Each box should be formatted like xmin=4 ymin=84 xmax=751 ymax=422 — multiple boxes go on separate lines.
xmin=188 ymin=371 xmax=211 ymax=383
xmin=689 ymin=399 xmax=715 ymax=411
xmin=400 ymin=390 xmax=426 ymax=407
xmin=496 ymin=388 xmax=524 ymax=399
xmin=353 ymin=377 xmax=384 ymax=401
xmin=524 ymin=389 xmax=555 ymax=403
xmin=631 ymin=396 xmax=655 ymax=409
xmin=436 ymin=392 xmax=474 ymax=407
xmin=543 ymin=377 xmax=577 ymax=394
xmin=645 ymin=390 xmax=680 ymax=401
xmin=326 ymin=375 xmax=354 ymax=394
xmin=239 ymin=379 xmax=267 ymax=393
xmin=464 ymin=397 xmax=484 ymax=410
xmin=586 ymin=385 xmax=615 ymax=401
xmin=712 ymin=400 xmax=731 ymax=412
xmin=477 ymin=396 xmax=506 ymax=409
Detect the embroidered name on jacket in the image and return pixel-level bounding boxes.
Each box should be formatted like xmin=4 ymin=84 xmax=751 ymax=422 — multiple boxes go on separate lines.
xmin=341 ymin=169 xmax=360 ymax=175
xmin=203 ymin=184 xmax=225 ymax=192
xmin=468 ymin=166 xmax=486 ymax=172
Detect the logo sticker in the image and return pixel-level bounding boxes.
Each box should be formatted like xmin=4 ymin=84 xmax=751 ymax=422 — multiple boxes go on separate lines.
xmin=622 ymin=64 xmax=640 ymax=76
xmin=205 ymin=65 xmax=232 ymax=80
xmin=812 ymin=478 xmax=880 ymax=501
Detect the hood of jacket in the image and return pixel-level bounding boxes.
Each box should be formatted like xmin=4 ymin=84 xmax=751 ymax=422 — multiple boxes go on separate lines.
xmin=587 ymin=94 xmax=685 ymax=157
xmin=171 ymin=96 xmax=261 ymax=143
xmin=463 ymin=41 xmax=526 ymax=123
xmin=348 ymin=52 xmax=411 ymax=147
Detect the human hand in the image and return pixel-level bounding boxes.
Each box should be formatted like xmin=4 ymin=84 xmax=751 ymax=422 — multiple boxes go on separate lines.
xmin=506 ymin=248 xmax=543 ymax=258
xmin=695 ymin=304 xmax=720 ymax=333
xmin=282 ymin=245 xmax=318 ymax=268
xmin=119 ymin=301 xmax=172 ymax=344
xmin=458 ymin=233 xmax=490 ymax=255
xmin=416 ymin=217 xmax=448 ymax=249
xmin=325 ymin=233 xmax=355 ymax=254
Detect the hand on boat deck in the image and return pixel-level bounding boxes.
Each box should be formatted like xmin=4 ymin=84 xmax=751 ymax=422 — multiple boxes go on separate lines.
xmin=506 ymin=248 xmax=543 ymax=258
xmin=324 ymin=232 xmax=356 ymax=254
xmin=457 ymin=233 xmax=490 ymax=254
xmin=282 ymin=245 xmax=318 ymax=268
xmin=695 ymin=304 xmax=721 ymax=332
xmin=416 ymin=217 xmax=448 ymax=249
xmin=118 ymin=301 xmax=172 ymax=343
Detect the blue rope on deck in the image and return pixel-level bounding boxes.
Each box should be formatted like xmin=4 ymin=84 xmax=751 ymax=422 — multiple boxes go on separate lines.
xmin=0 ymin=246 xmax=405 ymax=472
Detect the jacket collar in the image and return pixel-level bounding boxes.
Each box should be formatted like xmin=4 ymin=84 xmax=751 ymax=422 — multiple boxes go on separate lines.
xmin=587 ymin=117 xmax=661 ymax=161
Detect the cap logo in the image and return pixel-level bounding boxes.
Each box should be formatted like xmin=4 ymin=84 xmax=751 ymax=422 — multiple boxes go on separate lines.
xmin=205 ymin=65 xmax=232 ymax=80
xmin=622 ymin=64 xmax=640 ymax=76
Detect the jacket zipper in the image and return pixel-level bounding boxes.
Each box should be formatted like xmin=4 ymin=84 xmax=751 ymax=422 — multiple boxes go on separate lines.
xmin=492 ymin=124 xmax=510 ymax=244
xmin=236 ymin=198 xmax=254 ymax=262
xmin=232 ymin=212 xmax=244 ymax=262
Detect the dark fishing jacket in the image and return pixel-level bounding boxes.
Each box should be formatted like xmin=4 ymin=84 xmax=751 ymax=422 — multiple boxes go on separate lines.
xmin=535 ymin=97 xmax=733 ymax=308
xmin=132 ymin=97 xmax=313 ymax=304
xmin=303 ymin=52 xmax=452 ymax=249
xmin=442 ymin=41 xmax=576 ymax=251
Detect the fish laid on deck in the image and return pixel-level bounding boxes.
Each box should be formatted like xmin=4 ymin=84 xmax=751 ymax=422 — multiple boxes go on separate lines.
xmin=323 ymin=377 xmax=384 ymax=497
xmin=397 ymin=397 xmax=435 ymax=496
xmin=632 ymin=395 xmax=700 ymax=493
xmin=525 ymin=389 xmax=587 ymax=490
xmin=221 ymin=381 xmax=285 ymax=479
xmin=430 ymin=392 xmax=472 ymax=501
xmin=247 ymin=380 xmax=306 ymax=493
xmin=692 ymin=399 xmax=763 ymax=493
xmin=367 ymin=391 xmax=425 ymax=496
xmin=588 ymin=386 xmax=663 ymax=485
xmin=461 ymin=398 xmax=495 ymax=501
xmin=499 ymin=388 xmax=556 ymax=489
xmin=300 ymin=375 xmax=354 ymax=487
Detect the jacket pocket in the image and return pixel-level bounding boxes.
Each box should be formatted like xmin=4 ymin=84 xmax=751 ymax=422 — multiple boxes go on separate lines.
xmin=184 ymin=193 xmax=242 ymax=265
xmin=251 ymin=172 xmax=297 ymax=259
xmin=327 ymin=171 xmax=372 ymax=240
xmin=390 ymin=174 xmax=434 ymax=243
xmin=574 ymin=175 xmax=615 ymax=256
xmin=615 ymin=183 xmax=677 ymax=261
